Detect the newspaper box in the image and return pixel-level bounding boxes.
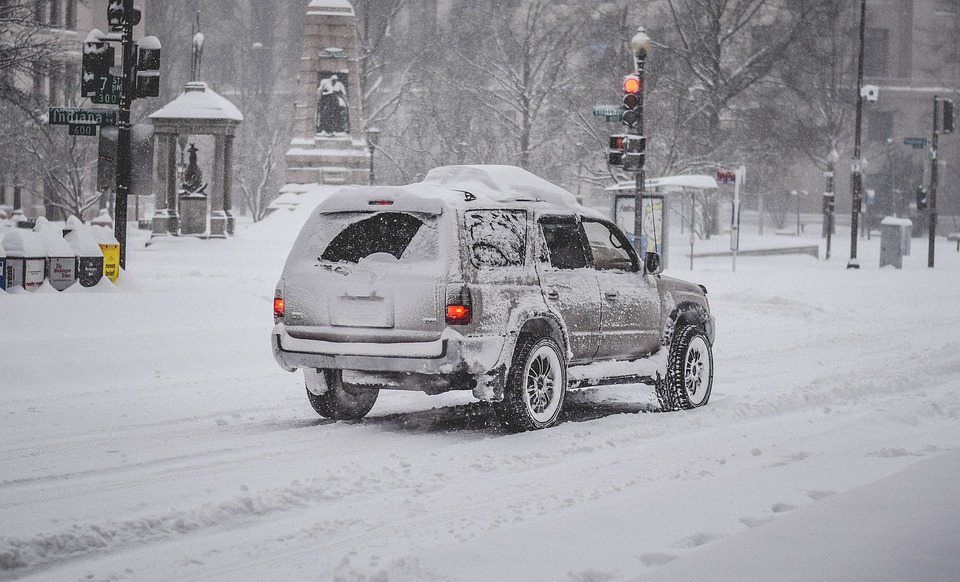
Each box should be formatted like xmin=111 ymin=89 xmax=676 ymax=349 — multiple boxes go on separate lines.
xmin=91 ymin=225 xmax=120 ymax=282
xmin=63 ymin=216 xmax=104 ymax=287
xmin=1 ymin=230 xmax=46 ymax=291
xmin=0 ymin=239 xmax=6 ymax=290
xmin=34 ymin=217 xmax=76 ymax=291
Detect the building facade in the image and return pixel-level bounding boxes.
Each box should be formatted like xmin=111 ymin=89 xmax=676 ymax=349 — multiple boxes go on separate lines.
xmin=0 ymin=0 xmax=146 ymax=221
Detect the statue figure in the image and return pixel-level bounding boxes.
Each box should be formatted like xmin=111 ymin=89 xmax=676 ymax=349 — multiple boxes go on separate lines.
xmin=181 ymin=143 xmax=207 ymax=195
xmin=316 ymin=73 xmax=349 ymax=135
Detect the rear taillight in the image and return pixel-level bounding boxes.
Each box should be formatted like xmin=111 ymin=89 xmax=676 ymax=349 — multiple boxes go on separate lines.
xmin=445 ymin=286 xmax=472 ymax=325
xmin=274 ymin=293 xmax=284 ymax=321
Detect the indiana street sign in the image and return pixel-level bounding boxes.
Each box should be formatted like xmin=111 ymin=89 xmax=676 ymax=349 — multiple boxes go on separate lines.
xmin=592 ymin=105 xmax=624 ymax=122
xmin=48 ymin=107 xmax=117 ymax=127
xmin=904 ymin=136 xmax=927 ymax=149
xmin=92 ymin=75 xmax=122 ymax=105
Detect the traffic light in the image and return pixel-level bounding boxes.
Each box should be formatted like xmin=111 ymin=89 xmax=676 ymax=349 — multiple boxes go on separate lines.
xmin=107 ymin=1 xmax=141 ymax=32
xmin=943 ymin=99 xmax=954 ymax=134
xmin=916 ymin=185 xmax=928 ymax=211
xmin=608 ymin=134 xmax=625 ymax=166
xmin=621 ymin=74 xmax=642 ymax=129
xmin=622 ymin=135 xmax=646 ymax=172
xmin=81 ymin=42 xmax=114 ymax=97
xmin=135 ymin=37 xmax=161 ymax=98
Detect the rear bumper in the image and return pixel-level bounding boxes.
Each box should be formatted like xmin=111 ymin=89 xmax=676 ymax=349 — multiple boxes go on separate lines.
xmin=271 ymin=324 xmax=502 ymax=377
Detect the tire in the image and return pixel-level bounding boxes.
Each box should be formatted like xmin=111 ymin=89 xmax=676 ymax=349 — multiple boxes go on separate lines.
xmin=493 ymin=335 xmax=567 ymax=432
xmin=305 ymin=369 xmax=379 ymax=421
xmin=656 ymin=325 xmax=713 ymax=412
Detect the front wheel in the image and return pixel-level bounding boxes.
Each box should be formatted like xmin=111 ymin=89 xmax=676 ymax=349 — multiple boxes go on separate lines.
xmin=656 ymin=325 xmax=713 ymax=412
xmin=305 ymin=369 xmax=379 ymax=420
xmin=493 ymin=335 xmax=567 ymax=432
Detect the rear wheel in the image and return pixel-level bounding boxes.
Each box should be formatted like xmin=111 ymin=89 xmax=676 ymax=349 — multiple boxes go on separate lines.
xmin=305 ymin=369 xmax=379 ymax=420
xmin=656 ymin=325 xmax=713 ymax=412
xmin=494 ymin=335 xmax=567 ymax=432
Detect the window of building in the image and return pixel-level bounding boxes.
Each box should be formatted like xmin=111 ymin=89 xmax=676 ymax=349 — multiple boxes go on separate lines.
xmin=864 ymin=28 xmax=889 ymax=78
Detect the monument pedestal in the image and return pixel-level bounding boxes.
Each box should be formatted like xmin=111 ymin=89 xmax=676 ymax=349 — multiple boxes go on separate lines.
xmin=284 ymin=0 xmax=370 ymax=187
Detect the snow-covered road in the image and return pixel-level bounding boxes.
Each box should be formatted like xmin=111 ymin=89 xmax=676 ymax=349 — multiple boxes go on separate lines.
xmin=3 ymin=207 xmax=960 ymax=581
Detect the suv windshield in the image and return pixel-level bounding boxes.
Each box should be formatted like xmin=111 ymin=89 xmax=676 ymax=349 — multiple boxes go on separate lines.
xmin=317 ymin=212 xmax=437 ymax=264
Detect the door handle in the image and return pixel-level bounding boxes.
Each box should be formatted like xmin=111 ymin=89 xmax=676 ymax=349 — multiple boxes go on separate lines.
xmin=546 ymin=289 xmax=560 ymax=300
xmin=605 ymin=291 xmax=619 ymax=300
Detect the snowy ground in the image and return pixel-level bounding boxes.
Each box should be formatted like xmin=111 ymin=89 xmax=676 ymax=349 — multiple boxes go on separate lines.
xmin=2 ymin=201 xmax=960 ymax=582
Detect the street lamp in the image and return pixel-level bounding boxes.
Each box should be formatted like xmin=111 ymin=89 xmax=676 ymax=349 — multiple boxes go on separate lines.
xmin=824 ymin=148 xmax=839 ymax=259
xmin=365 ymin=127 xmax=380 ymax=185
xmin=630 ymin=27 xmax=651 ymax=259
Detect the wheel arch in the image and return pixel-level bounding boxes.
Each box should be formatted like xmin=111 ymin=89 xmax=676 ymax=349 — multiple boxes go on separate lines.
xmin=662 ymin=302 xmax=713 ymax=348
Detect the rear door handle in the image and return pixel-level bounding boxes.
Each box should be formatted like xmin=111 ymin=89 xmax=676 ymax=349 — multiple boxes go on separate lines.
xmin=605 ymin=291 xmax=619 ymax=300
xmin=546 ymin=289 xmax=560 ymax=300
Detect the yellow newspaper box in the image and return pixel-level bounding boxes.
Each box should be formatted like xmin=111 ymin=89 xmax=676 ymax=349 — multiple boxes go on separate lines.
xmin=91 ymin=225 xmax=120 ymax=282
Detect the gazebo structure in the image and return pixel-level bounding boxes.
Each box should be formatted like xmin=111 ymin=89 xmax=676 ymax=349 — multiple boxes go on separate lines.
xmin=149 ymin=81 xmax=243 ymax=238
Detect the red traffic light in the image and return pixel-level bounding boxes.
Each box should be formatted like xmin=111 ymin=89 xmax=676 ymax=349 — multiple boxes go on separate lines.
xmin=623 ymin=75 xmax=642 ymax=94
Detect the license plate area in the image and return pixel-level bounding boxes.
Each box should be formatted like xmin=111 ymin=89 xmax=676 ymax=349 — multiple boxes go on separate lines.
xmin=331 ymin=293 xmax=395 ymax=328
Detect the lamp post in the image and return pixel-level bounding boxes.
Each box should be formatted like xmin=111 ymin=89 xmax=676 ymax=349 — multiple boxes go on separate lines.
xmin=848 ymin=0 xmax=867 ymax=269
xmin=824 ymin=148 xmax=839 ymax=259
xmin=630 ymin=27 xmax=651 ymax=259
xmin=366 ymin=127 xmax=380 ymax=185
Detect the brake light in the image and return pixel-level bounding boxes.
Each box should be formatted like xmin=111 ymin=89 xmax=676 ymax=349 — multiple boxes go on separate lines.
xmin=368 ymin=199 xmax=394 ymax=206
xmin=446 ymin=287 xmax=472 ymax=325
xmin=274 ymin=297 xmax=284 ymax=320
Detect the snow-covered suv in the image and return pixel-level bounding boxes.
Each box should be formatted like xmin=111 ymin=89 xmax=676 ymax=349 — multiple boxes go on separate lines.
xmin=272 ymin=165 xmax=715 ymax=431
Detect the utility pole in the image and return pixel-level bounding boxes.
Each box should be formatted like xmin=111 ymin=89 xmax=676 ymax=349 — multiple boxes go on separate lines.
xmin=114 ymin=0 xmax=136 ymax=271
xmin=848 ymin=0 xmax=867 ymax=269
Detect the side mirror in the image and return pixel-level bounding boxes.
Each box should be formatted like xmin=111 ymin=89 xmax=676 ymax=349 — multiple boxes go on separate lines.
xmin=644 ymin=252 xmax=663 ymax=275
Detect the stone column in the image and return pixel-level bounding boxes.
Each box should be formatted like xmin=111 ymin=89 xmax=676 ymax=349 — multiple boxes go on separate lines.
xmin=224 ymin=134 xmax=235 ymax=235
xmin=209 ymin=134 xmax=227 ymax=238
xmin=151 ymin=133 xmax=180 ymax=237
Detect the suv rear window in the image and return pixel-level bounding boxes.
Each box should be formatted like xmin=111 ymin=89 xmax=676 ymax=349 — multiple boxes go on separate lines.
xmin=319 ymin=212 xmax=436 ymax=263
xmin=464 ymin=210 xmax=526 ymax=268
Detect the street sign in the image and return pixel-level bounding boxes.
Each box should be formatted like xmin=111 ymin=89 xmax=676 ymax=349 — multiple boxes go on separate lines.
xmin=592 ymin=105 xmax=624 ymax=122
xmin=69 ymin=122 xmax=98 ymax=137
xmin=904 ymin=136 xmax=927 ymax=149
xmin=48 ymin=107 xmax=117 ymax=127
xmin=92 ymin=75 xmax=122 ymax=105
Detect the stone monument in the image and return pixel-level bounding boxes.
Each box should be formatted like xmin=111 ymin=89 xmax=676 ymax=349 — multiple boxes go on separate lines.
xmin=285 ymin=0 xmax=370 ymax=186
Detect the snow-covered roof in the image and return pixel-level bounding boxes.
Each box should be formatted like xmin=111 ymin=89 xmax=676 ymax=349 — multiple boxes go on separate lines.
xmin=314 ymin=165 xmax=584 ymax=215
xmin=63 ymin=216 xmax=105 ymax=256
xmin=605 ymin=175 xmax=720 ymax=192
xmin=2 ymin=230 xmax=47 ymax=257
xmin=33 ymin=218 xmax=75 ymax=257
xmin=881 ymin=217 xmax=913 ymax=227
xmin=149 ymin=82 xmax=243 ymax=122
xmin=308 ymin=0 xmax=354 ymax=16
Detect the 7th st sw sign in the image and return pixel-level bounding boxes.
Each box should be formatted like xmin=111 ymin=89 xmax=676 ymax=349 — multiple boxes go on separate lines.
xmin=48 ymin=107 xmax=117 ymax=127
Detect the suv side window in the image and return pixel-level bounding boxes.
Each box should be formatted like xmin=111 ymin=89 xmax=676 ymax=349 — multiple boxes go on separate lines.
xmin=582 ymin=219 xmax=639 ymax=272
xmin=465 ymin=210 xmax=527 ymax=268
xmin=539 ymin=217 xmax=588 ymax=269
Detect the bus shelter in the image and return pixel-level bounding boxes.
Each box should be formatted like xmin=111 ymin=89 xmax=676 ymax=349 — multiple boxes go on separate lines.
xmin=605 ymin=175 xmax=718 ymax=270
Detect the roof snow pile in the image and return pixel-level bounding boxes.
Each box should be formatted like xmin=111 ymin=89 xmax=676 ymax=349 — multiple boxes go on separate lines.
xmin=316 ymin=165 xmax=582 ymax=215
xmin=308 ymin=0 xmax=354 ymax=15
xmin=150 ymin=82 xmax=243 ymax=122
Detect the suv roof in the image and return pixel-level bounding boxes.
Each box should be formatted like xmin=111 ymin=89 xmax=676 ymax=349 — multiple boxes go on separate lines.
xmin=315 ymin=165 xmax=592 ymax=216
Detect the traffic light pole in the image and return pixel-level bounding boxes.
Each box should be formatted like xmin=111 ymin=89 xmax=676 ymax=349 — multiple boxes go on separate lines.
xmin=632 ymin=57 xmax=646 ymax=259
xmin=928 ymin=96 xmax=940 ymax=268
xmin=114 ymin=0 xmax=136 ymax=271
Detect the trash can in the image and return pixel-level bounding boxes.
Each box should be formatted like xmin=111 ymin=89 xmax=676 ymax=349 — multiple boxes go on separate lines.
xmin=34 ymin=217 xmax=76 ymax=291
xmin=91 ymin=225 xmax=120 ymax=282
xmin=63 ymin=216 xmax=104 ymax=287
xmin=1 ymin=230 xmax=47 ymax=291
xmin=880 ymin=217 xmax=913 ymax=269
